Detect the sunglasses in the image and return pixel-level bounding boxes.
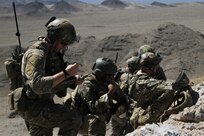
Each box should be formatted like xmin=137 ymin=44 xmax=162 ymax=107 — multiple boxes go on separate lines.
xmin=61 ymin=34 xmax=80 ymax=46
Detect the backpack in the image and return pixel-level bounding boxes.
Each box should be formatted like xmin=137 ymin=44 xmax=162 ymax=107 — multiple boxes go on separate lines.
xmin=4 ymin=52 xmax=23 ymax=91
xmin=4 ymin=50 xmax=24 ymax=110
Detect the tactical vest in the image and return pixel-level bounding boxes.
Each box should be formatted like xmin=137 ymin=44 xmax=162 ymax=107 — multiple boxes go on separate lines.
xmin=6 ymin=39 xmax=68 ymax=111
xmin=23 ymin=40 xmax=67 ymax=99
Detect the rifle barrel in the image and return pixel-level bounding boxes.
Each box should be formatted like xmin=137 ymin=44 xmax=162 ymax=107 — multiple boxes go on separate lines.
xmin=115 ymin=52 xmax=118 ymax=64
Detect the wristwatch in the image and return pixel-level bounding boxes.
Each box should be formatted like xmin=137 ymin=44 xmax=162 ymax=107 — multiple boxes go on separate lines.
xmin=63 ymin=69 xmax=69 ymax=79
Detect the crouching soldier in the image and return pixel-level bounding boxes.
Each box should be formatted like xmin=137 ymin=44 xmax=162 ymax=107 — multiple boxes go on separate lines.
xmin=116 ymin=56 xmax=140 ymax=85
xmin=64 ymin=57 xmax=127 ymax=136
xmin=138 ymin=44 xmax=166 ymax=81
xmin=128 ymin=52 xmax=198 ymax=129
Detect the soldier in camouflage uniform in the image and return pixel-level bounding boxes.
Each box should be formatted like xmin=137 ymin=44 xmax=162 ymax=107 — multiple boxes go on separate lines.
xmin=111 ymin=45 xmax=167 ymax=135
xmin=118 ymin=44 xmax=166 ymax=90
xmin=18 ymin=18 xmax=82 ymax=136
xmin=110 ymin=56 xmax=140 ymax=136
xmin=138 ymin=44 xmax=166 ymax=81
xmin=128 ymin=52 xmax=175 ymax=129
xmin=65 ymin=57 xmax=127 ymax=136
xmin=118 ymin=56 xmax=140 ymax=85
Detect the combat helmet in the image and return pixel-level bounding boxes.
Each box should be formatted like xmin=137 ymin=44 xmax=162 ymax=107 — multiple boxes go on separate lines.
xmin=46 ymin=17 xmax=77 ymax=45
xmin=140 ymin=52 xmax=162 ymax=68
xmin=92 ymin=57 xmax=117 ymax=79
xmin=138 ymin=44 xmax=155 ymax=56
xmin=126 ymin=56 xmax=140 ymax=71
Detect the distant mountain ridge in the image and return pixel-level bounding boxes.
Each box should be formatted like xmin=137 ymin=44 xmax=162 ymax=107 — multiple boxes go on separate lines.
xmin=151 ymin=1 xmax=175 ymax=7
xmin=0 ymin=0 xmax=203 ymax=15
xmin=0 ymin=0 xmax=85 ymax=7
xmin=101 ymin=0 xmax=128 ymax=8
xmin=52 ymin=0 xmax=81 ymax=13
xmin=0 ymin=1 xmax=83 ymax=15
xmin=1 ymin=0 xmax=203 ymax=7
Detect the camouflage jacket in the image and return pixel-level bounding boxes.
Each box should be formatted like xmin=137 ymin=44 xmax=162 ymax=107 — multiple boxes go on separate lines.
xmin=21 ymin=39 xmax=68 ymax=100
xmin=72 ymin=74 xmax=127 ymax=121
xmin=126 ymin=70 xmax=173 ymax=109
xmin=119 ymin=65 xmax=166 ymax=94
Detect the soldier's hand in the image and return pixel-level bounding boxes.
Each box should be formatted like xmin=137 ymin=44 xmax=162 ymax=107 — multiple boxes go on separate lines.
xmin=107 ymin=81 xmax=119 ymax=99
xmin=65 ymin=63 xmax=79 ymax=76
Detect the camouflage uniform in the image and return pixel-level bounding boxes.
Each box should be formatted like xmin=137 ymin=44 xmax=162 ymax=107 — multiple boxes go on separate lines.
xmin=68 ymin=73 xmax=127 ymax=135
xmin=128 ymin=71 xmax=175 ymax=128
xmin=138 ymin=44 xmax=166 ymax=81
xmin=19 ymin=40 xmax=81 ymax=136
xmin=118 ymin=56 xmax=140 ymax=85
xmin=125 ymin=51 xmax=174 ymax=129
xmin=113 ymin=52 xmax=166 ymax=134
xmin=119 ymin=46 xmax=166 ymax=89
xmin=111 ymin=56 xmax=140 ymax=135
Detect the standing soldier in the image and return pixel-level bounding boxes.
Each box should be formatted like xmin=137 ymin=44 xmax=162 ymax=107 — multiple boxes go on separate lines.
xmin=14 ymin=18 xmax=82 ymax=136
xmin=64 ymin=57 xmax=127 ymax=136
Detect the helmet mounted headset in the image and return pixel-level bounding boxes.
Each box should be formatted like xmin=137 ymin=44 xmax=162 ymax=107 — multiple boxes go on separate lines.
xmin=92 ymin=57 xmax=117 ymax=80
xmin=45 ymin=16 xmax=78 ymax=45
xmin=140 ymin=52 xmax=162 ymax=68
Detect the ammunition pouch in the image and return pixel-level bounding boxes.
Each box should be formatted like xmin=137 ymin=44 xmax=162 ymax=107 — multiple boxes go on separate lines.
xmin=8 ymin=91 xmax=15 ymax=110
xmin=9 ymin=87 xmax=27 ymax=112
xmin=4 ymin=58 xmax=18 ymax=79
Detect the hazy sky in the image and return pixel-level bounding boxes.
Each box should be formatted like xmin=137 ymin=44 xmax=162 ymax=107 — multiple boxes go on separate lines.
xmin=79 ymin=0 xmax=204 ymax=4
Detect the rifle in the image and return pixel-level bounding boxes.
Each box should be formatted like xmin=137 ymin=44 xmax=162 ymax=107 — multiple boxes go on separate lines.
xmin=115 ymin=52 xmax=118 ymax=64
xmin=12 ymin=2 xmax=22 ymax=62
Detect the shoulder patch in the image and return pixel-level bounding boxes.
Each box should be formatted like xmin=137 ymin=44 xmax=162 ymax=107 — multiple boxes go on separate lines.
xmin=25 ymin=54 xmax=41 ymax=76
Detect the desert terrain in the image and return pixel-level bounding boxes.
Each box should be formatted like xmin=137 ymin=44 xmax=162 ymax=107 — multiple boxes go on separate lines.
xmin=0 ymin=1 xmax=204 ymax=135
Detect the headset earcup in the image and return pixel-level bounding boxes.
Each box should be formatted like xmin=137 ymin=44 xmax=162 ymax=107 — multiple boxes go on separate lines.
xmin=94 ymin=69 xmax=102 ymax=78
xmin=92 ymin=63 xmax=103 ymax=78
xmin=47 ymin=28 xmax=57 ymax=43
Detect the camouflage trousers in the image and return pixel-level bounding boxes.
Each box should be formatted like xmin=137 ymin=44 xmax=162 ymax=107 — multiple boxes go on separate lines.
xmin=78 ymin=114 xmax=106 ymax=136
xmin=130 ymin=90 xmax=174 ymax=129
xmin=110 ymin=114 xmax=134 ymax=136
xmin=110 ymin=104 xmax=134 ymax=136
xmin=18 ymin=99 xmax=82 ymax=136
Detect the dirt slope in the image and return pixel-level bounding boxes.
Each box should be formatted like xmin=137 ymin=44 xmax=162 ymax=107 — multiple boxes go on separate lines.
xmin=66 ymin=22 xmax=204 ymax=81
